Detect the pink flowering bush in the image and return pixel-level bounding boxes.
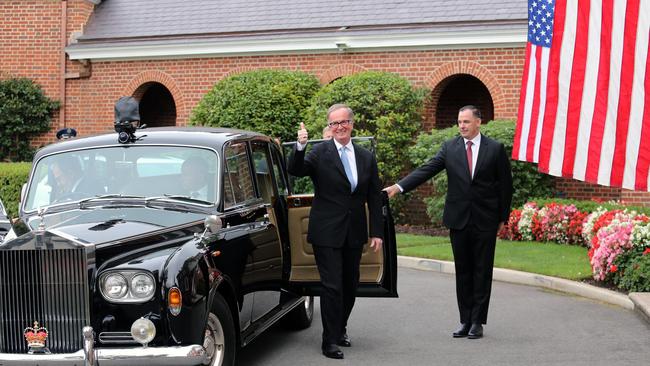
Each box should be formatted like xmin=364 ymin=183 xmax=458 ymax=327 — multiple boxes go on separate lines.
xmin=505 ymin=200 xmax=650 ymax=289
xmin=589 ymin=212 xmax=636 ymax=280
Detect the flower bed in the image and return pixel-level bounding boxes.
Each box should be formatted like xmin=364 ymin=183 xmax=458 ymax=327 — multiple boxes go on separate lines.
xmin=499 ymin=201 xmax=650 ymax=292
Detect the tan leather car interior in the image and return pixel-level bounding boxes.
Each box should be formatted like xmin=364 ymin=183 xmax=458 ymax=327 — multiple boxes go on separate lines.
xmin=287 ymin=195 xmax=384 ymax=283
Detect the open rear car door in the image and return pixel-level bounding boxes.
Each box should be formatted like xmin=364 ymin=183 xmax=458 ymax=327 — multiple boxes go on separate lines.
xmin=282 ymin=137 xmax=397 ymax=297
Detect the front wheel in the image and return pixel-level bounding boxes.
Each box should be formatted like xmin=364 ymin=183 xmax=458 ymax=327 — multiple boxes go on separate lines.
xmin=203 ymin=293 xmax=237 ymax=366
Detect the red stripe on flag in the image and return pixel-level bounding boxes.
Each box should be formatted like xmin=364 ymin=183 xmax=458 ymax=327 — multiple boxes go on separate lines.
xmin=610 ymin=0 xmax=640 ymax=186
xmin=634 ymin=40 xmax=650 ymax=191
xmin=562 ymin=0 xmax=590 ymax=177
xmin=526 ymin=46 xmax=544 ymax=162
xmin=585 ymin=0 xmax=614 ymax=183
xmin=513 ymin=42 xmax=532 ymax=160
xmin=538 ymin=0 xmax=568 ymax=174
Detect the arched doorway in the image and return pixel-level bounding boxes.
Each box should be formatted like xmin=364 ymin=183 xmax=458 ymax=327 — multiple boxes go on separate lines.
xmin=133 ymin=82 xmax=177 ymax=127
xmin=433 ymin=75 xmax=494 ymax=129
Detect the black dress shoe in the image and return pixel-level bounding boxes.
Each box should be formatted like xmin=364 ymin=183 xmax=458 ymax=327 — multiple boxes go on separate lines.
xmin=322 ymin=344 xmax=344 ymax=359
xmin=468 ymin=324 xmax=483 ymax=339
xmin=452 ymin=323 xmax=471 ymax=338
xmin=337 ymin=334 xmax=351 ymax=347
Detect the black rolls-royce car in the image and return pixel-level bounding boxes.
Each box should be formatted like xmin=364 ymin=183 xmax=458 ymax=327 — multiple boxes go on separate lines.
xmin=0 ymin=127 xmax=397 ymax=366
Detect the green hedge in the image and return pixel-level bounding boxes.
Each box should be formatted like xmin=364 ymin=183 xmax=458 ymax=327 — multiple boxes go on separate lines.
xmin=0 ymin=162 xmax=31 ymax=219
xmin=527 ymin=197 xmax=650 ymax=216
xmin=302 ymin=71 xmax=428 ymax=185
xmin=408 ymin=120 xmax=555 ymax=226
xmin=189 ymin=69 xmax=320 ymax=143
xmin=0 ymin=78 xmax=60 ymax=161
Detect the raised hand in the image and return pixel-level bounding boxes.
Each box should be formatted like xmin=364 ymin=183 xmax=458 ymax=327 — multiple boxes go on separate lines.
xmin=297 ymin=122 xmax=308 ymax=145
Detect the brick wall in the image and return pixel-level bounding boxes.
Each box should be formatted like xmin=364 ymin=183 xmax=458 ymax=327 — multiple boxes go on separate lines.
xmin=556 ymin=177 xmax=650 ymax=206
xmin=0 ymin=0 xmax=94 ymax=147
xmin=0 ymin=0 xmax=63 ymax=141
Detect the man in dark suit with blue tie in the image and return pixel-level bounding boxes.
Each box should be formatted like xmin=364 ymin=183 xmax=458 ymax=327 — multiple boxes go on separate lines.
xmin=288 ymin=104 xmax=383 ymax=360
xmin=385 ymin=105 xmax=513 ymax=339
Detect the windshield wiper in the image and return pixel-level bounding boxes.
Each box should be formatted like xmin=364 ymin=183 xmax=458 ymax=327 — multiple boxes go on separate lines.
xmin=145 ymin=194 xmax=212 ymax=205
xmin=78 ymin=194 xmax=146 ymax=208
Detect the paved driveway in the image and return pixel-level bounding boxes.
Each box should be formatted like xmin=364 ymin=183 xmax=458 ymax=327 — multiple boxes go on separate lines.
xmin=239 ymin=267 xmax=650 ymax=365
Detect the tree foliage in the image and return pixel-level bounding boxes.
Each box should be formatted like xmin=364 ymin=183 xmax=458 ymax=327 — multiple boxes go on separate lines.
xmin=0 ymin=162 xmax=31 ymax=219
xmin=0 ymin=78 xmax=60 ymax=161
xmin=189 ymin=69 xmax=320 ymax=142
xmin=302 ymin=71 xmax=428 ymax=184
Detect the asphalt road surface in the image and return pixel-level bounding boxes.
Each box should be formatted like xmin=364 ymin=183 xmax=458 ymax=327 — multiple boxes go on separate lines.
xmin=239 ymin=267 xmax=650 ymax=366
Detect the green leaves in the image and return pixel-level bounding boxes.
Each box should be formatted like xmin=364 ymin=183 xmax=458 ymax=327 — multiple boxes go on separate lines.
xmin=0 ymin=162 xmax=31 ymax=219
xmin=303 ymin=71 xmax=427 ymax=184
xmin=0 ymin=78 xmax=60 ymax=161
xmin=189 ymin=69 xmax=320 ymax=143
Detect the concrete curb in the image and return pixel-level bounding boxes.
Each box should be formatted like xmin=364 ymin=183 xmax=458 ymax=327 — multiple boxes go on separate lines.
xmin=397 ymin=256 xmax=650 ymax=319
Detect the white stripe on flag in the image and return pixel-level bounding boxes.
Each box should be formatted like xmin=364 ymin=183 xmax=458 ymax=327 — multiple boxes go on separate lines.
xmin=597 ymin=0 xmax=628 ymax=186
xmin=533 ymin=48 xmax=550 ymax=163
xmin=573 ymin=2 xmax=602 ymax=181
xmin=518 ymin=47 xmax=537 ymax=161
xmin=547 ymin=0 xmax=579 ymax=176
xmin=622 ymin=1 xmax=650 ymax=190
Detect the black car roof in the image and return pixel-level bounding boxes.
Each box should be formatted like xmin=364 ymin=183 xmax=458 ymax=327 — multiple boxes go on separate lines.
xmin=34 ymin=127 xmax=269 ymax=159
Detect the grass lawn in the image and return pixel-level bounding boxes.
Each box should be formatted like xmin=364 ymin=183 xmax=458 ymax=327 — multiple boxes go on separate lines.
xmin=396 ymin=233 xmax=592 ymax=280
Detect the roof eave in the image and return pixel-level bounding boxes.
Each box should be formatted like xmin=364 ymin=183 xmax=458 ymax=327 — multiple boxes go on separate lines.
xmin=66 ymin=28 xmax=527 ymax=61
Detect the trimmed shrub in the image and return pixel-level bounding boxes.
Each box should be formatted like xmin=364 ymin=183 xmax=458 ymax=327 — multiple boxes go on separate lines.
xmin=0 ymin=78 xmax=60 ymax=161
xmin=302 ymin=71 xmax=428 ymax=185
xmin=613 ymin=246 xmax=650 ymax=292
xmin=0 ymin=162 xmax=31 ymax=219
xmin=408 ymin=120 xmax=555 ymax=226
xmin=528 ymin=197 xmax=650 ymax=216
xmin=189 ymin=69 xmax=320 ymax=143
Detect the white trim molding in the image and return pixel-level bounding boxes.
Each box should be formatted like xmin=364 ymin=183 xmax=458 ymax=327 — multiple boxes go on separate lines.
xmin=66 ymin=28 xmax=527 ymax=61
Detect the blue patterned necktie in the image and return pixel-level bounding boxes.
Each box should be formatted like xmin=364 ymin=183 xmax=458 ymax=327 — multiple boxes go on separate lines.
xmin=339 ymin=146 xmax=356 ymax=192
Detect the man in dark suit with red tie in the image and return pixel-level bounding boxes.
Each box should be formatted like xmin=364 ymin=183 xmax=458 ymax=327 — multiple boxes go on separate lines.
xmin=288 ymin=104 xmax=383 ymax=360
xmin=385 ymin=105 xmax=513 ymax=339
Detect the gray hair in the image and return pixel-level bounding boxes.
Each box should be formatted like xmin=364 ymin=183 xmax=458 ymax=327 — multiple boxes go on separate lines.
xmin=326 ymin=103 xmax=354 ymax=121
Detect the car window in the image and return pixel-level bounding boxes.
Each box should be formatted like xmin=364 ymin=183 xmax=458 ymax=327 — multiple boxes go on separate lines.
xmin=223 ymin=142 xmax=256 ymax=208
xmin=270 ymin=143 xmax=288 ymax=197
xmin=251 ymin=142 xmax=276 ymax=204
xmin=23 ymin=146 xmax=219 ymax=211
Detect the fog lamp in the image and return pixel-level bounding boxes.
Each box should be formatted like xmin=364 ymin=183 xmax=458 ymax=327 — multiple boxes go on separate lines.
xmin=130 ymin=318 xmax=156 ymax=346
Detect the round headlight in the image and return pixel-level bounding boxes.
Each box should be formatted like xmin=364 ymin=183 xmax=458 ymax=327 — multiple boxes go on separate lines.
xmin=102 ymin=274 xmax=128 ymax=300
xmin=131 ymin=318 xmax=156 ymax=345
xmin=131 ymin=273 xmax=155 ymax=299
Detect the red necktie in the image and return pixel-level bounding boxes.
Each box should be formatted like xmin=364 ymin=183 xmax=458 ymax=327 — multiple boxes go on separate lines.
xmin=466 ymin=141 xmax=473 ymax=177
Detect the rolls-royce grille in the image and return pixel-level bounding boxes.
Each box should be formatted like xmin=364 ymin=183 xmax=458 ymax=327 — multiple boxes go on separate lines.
xmin=0 ymin=248 xmax=90 ymax=354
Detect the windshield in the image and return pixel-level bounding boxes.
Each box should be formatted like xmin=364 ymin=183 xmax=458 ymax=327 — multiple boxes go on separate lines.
xmin=24 ymin=146 xmax=219 ymax=212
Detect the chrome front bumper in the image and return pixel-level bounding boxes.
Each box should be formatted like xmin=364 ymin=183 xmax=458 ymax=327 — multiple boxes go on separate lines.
xmin=0 ymin=327 xmax=207 ymax=366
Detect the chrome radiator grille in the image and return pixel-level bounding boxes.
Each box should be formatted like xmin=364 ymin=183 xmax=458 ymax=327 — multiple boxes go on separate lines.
xmin=0 ymin=248 xmax=90 ymax=354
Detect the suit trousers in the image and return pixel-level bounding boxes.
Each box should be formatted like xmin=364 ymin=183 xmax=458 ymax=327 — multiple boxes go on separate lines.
xmin=449 ymin=222 xmax=498 ymax=325
xmin=312 ymin=244 xmax=363 ymax=345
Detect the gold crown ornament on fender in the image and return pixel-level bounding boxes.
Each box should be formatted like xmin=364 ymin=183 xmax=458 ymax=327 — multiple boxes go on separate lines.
xmin=24 ymin=321 xmax=49 ymax=349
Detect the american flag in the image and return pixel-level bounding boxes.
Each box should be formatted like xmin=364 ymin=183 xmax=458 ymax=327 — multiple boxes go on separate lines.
xmin=512 ymin=0 xmax=650 ymax=190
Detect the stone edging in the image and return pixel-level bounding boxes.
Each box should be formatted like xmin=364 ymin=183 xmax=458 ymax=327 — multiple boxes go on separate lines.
xmin=398 ymin=256 xmax=650 ymax=323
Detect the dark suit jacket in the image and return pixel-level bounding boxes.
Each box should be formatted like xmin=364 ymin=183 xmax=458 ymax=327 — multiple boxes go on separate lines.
xmin=399 ymin=134 xmax=513 ymax=231
xmin=288 ymin=139 xmax=383 ymax=248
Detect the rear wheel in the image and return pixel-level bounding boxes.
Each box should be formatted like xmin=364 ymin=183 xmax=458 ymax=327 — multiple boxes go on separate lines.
xmin=203 ymin=293 xmax=237 ymax=366
xmin=281 ymin=295 xmax=314 ymax=330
